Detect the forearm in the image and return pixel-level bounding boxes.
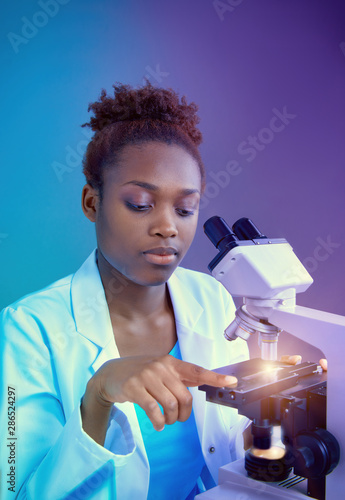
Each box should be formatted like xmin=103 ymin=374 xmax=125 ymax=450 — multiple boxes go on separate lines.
xmin=80 ymin=378 xmax=113 ymax=446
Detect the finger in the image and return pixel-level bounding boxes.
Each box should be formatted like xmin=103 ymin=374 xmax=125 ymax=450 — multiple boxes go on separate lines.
xmin=319 ymin=358 xmax=328 ymax=371
xmin=174 ymin=360 xmax=238 ymax=388
xmin=149 ymin=384 xmax=180 ymax=426
xmin=163 ymin=379 xmax=193 ymax=423
xmin=280 ymin=355 xmax=302 ymax=365
xmin=134 ymin=391 xmax=166 ymax=431
xmin=223 ymin=378 xmax=238 ymax=388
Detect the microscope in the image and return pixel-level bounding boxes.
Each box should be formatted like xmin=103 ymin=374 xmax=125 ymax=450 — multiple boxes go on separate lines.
xmin=197 ymin=216 xmax=345 ymax=500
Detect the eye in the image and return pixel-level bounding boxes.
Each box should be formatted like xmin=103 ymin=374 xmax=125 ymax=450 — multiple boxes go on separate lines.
xmin=125 ymin=202 xmax=151 ymax=212
xmin=176 ymin=208 xmax=195 ymax=217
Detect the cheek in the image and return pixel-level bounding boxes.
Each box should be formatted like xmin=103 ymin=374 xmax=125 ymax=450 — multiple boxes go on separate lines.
xmin=180 ymin=218 xmax=198 ymax=247
xmin=96 ymin=208 xmax=126 ymax=248
xmin=96 ymin=208 xmax=146 ymax=260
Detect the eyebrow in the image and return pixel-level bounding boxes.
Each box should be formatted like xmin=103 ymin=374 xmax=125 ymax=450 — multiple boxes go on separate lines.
xmin=122 ymin=181 xmax=200 ymax=195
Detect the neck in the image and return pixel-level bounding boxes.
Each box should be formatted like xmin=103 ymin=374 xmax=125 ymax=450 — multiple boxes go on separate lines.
xmin=96 ymin=249 xmax=169 ymax=320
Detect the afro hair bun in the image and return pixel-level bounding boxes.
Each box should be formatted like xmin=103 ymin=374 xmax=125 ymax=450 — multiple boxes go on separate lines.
xmin=82 ymin=80 xmax=203 ymax=146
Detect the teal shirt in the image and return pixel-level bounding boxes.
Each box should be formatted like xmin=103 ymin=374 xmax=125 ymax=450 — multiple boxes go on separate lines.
xmin=134 ymin=342 xmax=206 ymax=499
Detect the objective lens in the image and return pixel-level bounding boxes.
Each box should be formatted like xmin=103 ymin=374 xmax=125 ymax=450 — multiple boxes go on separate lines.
xmin=224 ymin=315 xmax=256 ymax=342
xmin=259 ymin=333 xmax=279 ymax=361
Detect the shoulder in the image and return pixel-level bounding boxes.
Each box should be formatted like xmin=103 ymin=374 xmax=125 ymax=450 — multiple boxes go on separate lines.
xmin=4 ymin=274 xmax=73 ymax=311
xmin=0 ymin=274 xmax=74 ymax=332
xmin=1 ymin=251 xmax=98 ymax=319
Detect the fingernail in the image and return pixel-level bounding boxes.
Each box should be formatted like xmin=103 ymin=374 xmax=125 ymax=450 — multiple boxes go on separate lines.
xmin=289 ymin=355 xmax=302 ymax=364
xmin=224 ymin=376 xmax=237 ymax=386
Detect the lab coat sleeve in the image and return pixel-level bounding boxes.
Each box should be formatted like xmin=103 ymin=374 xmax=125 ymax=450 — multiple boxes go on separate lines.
xmin=0 ymin=306 xmax=138 ymax=500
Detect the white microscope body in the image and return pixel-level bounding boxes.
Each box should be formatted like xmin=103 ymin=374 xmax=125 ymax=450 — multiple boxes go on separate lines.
xmin=197 ymin=217 xmax=345 ymax=500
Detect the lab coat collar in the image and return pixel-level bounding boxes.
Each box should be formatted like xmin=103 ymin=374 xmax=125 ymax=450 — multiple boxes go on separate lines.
xmin=167 ymin=270 xmax=204 ymax=332
xmin=71 ymin=250 xmax=114 ymax=350
xmin=168 ymin=269 xmax=217 ymax=373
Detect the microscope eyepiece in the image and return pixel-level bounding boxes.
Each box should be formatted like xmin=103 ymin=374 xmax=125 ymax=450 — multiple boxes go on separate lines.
xmin=232 ymin=217 xmax=267 ymax=240
xmin=203 ymin=216 xmax=238 ymax=251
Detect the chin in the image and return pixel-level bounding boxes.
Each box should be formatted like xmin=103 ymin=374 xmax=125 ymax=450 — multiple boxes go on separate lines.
xmin=134 ymin=266 xmax=178 ymax=287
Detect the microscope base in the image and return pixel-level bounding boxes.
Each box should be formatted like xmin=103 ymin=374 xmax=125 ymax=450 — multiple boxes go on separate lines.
xmin=196 ymin=459 xmax=317 ymax=500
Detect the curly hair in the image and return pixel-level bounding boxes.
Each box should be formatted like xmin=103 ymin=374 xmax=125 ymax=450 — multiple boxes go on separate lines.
xmin=82 ymin=81 xmax=205 ymax=198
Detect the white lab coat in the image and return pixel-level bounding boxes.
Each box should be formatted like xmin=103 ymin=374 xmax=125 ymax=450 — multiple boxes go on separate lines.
xmin=0 ymin=251 xmax=249 ymax=500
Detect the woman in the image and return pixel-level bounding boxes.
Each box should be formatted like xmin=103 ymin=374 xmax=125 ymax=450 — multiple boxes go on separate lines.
xmin=0 ymin=82 xmax=260 ymax=499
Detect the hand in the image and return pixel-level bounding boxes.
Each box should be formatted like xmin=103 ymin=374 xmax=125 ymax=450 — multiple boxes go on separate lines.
xmin=85 ymin=355 xmax=237 ymax=432
xmin=280 ymin=355 xmax=302 ymax=365
xmin=280 ymin=354 xmax=327 ymax=371
xmin=319 ymin=358 xmax=327 ymax=371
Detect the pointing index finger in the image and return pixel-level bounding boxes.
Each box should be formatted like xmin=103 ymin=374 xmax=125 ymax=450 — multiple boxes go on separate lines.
xmin=176 ymin=360 xmax=237 ymax=388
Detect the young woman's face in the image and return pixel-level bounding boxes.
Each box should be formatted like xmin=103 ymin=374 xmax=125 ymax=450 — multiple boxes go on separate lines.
xmin=92 ymin=141 xmax=201 ymax=286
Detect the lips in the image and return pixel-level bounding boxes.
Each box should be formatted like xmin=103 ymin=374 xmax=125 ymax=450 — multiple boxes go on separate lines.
xmin=143 ymin=247 xmax=178 ymax=265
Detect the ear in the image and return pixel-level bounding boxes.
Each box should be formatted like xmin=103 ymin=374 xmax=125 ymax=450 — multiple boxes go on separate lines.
xmin=81 ymin=184 xmax=100 ymax=222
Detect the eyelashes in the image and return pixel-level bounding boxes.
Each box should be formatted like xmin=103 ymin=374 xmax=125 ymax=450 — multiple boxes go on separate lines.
xmin=125 ymin=202 xmax=195 ymax=217
xmin=125 ymin=202 xmax=151 ymax=211
xmin=175 ymin=208 xmax=195 ymax=217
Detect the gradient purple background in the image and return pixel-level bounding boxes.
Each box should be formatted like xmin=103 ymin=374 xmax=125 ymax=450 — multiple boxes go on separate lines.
xmin=1 ymin=0 xmax=344 ymax=360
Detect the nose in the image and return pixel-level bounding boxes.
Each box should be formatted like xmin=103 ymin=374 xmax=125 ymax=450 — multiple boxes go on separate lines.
xmin=149 ymin=207 xmax=178 ymax=238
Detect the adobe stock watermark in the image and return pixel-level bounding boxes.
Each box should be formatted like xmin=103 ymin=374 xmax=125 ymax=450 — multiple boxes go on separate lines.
xmin=213 ymin=0 xmax=244 ymax=22
xmin=66 ymin=461 xmax=115 ymax=499
xmin=284 ymin=235 xmax=341 ymax=283
xmin=199 ymin=106 xmax=296 ymax=209
xmin=302 ymin=235 xmax=340 ymax=274
xmin=143 ymin=64 xmax=169 ymax=85
xmin=52 ymin=128 xmax=93 ymax=183
xmin=7 ymin=0 xmax=72 ymax=54
xmin=238 ymin=107 xmax=296 ymax=162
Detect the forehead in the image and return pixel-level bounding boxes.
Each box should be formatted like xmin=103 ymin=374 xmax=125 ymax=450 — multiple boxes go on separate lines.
xmin=104 ymin=141 xmax=201 ymax=191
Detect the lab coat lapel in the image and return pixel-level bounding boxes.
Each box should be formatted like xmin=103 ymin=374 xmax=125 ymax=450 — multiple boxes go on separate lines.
xmin=167 ymin=270 xmax=215 ymax=368
xmin=70 ymin=250 xmax=120 ymax=373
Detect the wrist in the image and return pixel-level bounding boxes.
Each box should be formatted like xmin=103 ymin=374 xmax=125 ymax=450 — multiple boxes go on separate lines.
xmin=80 ymin=377 xmax=113 ymax=446
xmin=84 ymin=375 xmax=113 ymax=409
